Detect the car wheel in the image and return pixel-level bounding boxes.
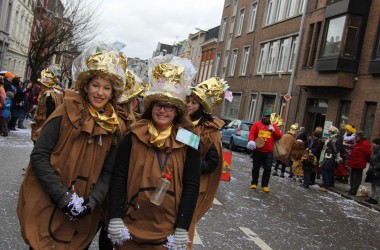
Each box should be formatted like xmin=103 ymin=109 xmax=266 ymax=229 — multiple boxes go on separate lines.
xmin=229 ymin=138 xmax=236 ymax=151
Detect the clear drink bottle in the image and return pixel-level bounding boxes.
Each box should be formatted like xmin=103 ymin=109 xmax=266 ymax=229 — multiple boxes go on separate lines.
xmin=150 ymin=176 xmax=171 ymax=206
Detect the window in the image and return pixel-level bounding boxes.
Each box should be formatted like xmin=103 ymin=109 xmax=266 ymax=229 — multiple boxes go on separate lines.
xmin=223 ymin=93 xmax=241 ymax=119
xmin=257 ymin=44 xmax=266 ymax=73
xmin=374 ymin=24 xmax=380 ymax=59
xmin=342 ymin=15 xmax=362 ymax=59
xmin=266 ymin=42 xmax=276 ymax=73
xmin=299 ymin=0 xmax=305 ymax=13
xmin=229 ymin=49 xmax=238 ymax=76
xmin=275 ymin=0 xmax=285 ymax=22
xmin=279 ymin=96 xmax=286 ymax=118
xmin=248 ymin=94 xmax=258 ymax=121
xmin=320 ymin=14 xmax=363 ymax=59
xmin=265 ymin=0 xmax=274 ymax=25
xmin=265 ymin=0 xmax=304 ymax=25
xmin=225 ymin=0 xmax=230 ymax=6
xmin=219 ymin=17 xmax=227 ymax=42
xmin=247 ymin=3 xmax=257 ymax=32
xmin=214 ymin=53 xmax=221 ymax=76
xmin=256 ymin=35 xmax=298 ymax=74
xmin=321 ymin=16 xmax=346 ymax=57
xmin=277 ymin=38 xmax=289 ymax=72
xmin=362 ymin=102 xmax=377 ymax=139
xmin=236 ymin=8 xmax=245 ymax=36
xmin=337 ymin=101 xmax=351 ymax=126
xmin=240 ymin=46 xmax=250 ymax=76
xmin=261 ymin=95 xmax=276 ymax=115
xmin=286 ymin=0 xmax=296 ymax=18
xmin=303 ymin=22 xmax=322 ymax=68
xmin=288 ymin=36 xmax=298 ymax=71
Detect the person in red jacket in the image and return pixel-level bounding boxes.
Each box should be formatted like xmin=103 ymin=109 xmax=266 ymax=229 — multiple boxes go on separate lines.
xmin=247 ymin=111 xmax=282 ymax=193
xmin=347 ymin=131 xmax=372 ymax=195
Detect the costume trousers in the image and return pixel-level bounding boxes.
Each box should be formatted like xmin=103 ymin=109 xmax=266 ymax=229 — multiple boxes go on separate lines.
xmin=321 ymin=158 xmax=335 ymax=188
xmin=349 ymin=168 xmax=363 ymax=195
xmin=371 ymin=183 xmax=380 ymax=200
xmin=1 ymin=116 xmax=9 ymax=133
xmin=302 ymin=166 xmax=313 ymax=188
xmin=252 ymin=150 xmax=273 ymax=187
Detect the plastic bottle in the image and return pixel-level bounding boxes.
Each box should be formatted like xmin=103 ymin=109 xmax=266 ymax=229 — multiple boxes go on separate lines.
xmin=150 ymin=175 xmax=172 ymax=206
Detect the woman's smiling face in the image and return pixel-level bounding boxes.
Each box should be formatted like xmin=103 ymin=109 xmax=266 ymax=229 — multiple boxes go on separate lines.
xmin=151 ymin=102 xmax=177 ymax=131
xmin=84 ymin=78 xmax=113 ymax=110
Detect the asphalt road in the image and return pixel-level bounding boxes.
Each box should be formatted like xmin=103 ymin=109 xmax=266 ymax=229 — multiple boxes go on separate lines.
xmin=1 ymin=125 xmax=379 ymax=249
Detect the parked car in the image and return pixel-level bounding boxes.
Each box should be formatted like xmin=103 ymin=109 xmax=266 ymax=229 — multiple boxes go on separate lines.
xmin=221 ymin=119 xmax=253 ymax=151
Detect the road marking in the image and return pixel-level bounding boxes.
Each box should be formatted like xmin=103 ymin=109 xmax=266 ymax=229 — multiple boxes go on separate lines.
xmin=213 ymin=198 xmax=222 ymax=205
xmin=240 ymin=227 xmax=273 ymax=250
xmin=193 ymin=229 xmax=203 ymax=245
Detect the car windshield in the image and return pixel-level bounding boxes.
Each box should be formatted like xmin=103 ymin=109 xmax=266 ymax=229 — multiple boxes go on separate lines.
xmin=241 ymin=123 xmax=252 ymax=131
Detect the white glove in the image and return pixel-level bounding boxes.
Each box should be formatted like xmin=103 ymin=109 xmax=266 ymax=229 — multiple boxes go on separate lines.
xmin=247 ymin=140 xmax=256 ymax=150
xmin=170 ymin=228 xmax=189 ymax=250
xmin=107 ymin=218 xmax=131 ymax=244
xmin=268 ymin=125 xmax=274 ymax=132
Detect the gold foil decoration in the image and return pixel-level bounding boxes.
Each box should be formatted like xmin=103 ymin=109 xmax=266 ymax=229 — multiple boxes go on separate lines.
xmin=153 ymin=63 xmax=184 ymax=85
xmin=40 ymin=68 xmax=58 ymax=88
xmin=270 ymin=113 xmax=284 ymax=127
xmin=87 ymin=103 xmax=119 ymax=133
xmin=191 ymin=77 xmax=224 ymax=114
xmin=125 ymin=69 xmax=135 ymax=91
xmin=75 ymin=49 xmax=126 ymax=99
xmin=118 ymin=69 xmax=144 ymax=104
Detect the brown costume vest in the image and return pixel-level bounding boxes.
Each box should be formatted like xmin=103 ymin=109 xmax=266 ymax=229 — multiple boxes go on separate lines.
xmin=188 ymin=118 xmax=224 ymax=248
xmin=116 ymin=119 xmax=193 ymax=249
xmin=18 ymin=90 xmax=115 ymax=249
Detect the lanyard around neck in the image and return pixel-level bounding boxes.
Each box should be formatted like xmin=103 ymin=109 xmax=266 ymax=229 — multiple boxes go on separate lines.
xmin=155 ymin=149 xmax=170 ymax=172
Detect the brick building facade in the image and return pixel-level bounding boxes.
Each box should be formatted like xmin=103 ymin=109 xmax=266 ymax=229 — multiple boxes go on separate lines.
xmin=214 ymin=0 xmax=380 ymax=140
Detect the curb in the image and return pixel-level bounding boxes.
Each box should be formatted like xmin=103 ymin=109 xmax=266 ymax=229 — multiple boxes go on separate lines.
xmin=328 ymin=187 xmax=380 ymax=213
xmin=281 ymin=168 xmax=380 ymax=213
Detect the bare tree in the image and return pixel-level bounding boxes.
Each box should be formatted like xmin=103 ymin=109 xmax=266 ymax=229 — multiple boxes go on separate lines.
xmin=28 ymin=0 xmax=100 ymax=82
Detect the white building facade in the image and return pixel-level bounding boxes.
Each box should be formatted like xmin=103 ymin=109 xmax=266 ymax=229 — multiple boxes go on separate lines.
xmin=3 ymin=0 xmax=35 ymax=78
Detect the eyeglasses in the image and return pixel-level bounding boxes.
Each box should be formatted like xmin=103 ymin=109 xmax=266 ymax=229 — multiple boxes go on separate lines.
xmin=152 ymin=103 xmax=175 ymax=112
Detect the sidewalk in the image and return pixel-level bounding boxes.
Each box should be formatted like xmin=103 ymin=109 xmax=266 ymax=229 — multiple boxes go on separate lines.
xmin=278 ymin=163 xmax=380 ymax=212
xmin=328 ymin=181 xmax=380 ymax=212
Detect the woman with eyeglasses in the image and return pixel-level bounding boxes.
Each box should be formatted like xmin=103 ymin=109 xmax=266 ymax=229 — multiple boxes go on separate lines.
xmin=106 ymin=55 xmax=201 ymax=250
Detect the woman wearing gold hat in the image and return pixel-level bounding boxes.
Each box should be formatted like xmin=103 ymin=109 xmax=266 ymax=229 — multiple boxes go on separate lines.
xmin=184 ymin=77 xmax=226 ymax=248
xmin=116 ymin=69 xmax=144 ymax=136
xmin=107 ymin=55 xmax=201 ymax=250
xmin=17 ymin=44 xmax=127 ymax=249
xmin=30 ymin=67 xmax=64 ymax=143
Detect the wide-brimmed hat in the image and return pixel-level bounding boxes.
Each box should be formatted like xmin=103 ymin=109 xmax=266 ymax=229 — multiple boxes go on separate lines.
xmin=190 ymin=77 xmax=226 ymax=114
xmin=118 ymin=69 xmax=144 ymax=104
xmin=38 ymin=68 xmax=58 ymax=88
xmin=143 ymin=55 xmax=196 ymax=117
xmin=72 ymin=44 xmax=127 ymax=99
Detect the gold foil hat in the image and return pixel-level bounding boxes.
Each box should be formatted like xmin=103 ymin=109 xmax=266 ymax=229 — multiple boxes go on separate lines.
xmin=118 ymin=69 xmax=144 ymax=104
xmin=72 ymin=44 xmax=127 ymax=99
xmin=39 ymin=68 xmax=58 ymax=88
xmin=143 ymin=54 xmax=196 ymax=116
xmin=270 ymin=113 xmax=284 ymax=127
xmin=288 ymin=123 xmax=299 ymax=135
xmin=191 ymin=77 xmax=225 ymax=114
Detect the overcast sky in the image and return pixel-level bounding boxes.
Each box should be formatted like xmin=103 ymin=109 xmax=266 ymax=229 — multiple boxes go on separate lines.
xmin=95 ymin=0 xmax=224 ymax=60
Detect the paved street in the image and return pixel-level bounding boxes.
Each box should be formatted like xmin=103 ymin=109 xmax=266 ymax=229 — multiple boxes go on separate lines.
xmin=1 ymin=124 xmax=380 ymax=249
